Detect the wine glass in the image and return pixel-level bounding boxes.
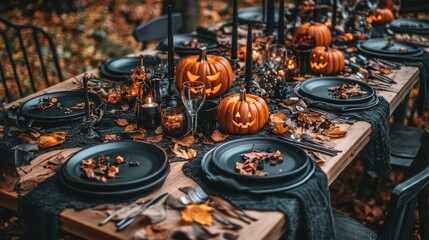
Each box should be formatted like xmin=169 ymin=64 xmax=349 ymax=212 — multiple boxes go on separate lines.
xmin=181 ymin=81 xmax=206 ymax=136
xmin=268 ymin=44 xmax=287 ymax=71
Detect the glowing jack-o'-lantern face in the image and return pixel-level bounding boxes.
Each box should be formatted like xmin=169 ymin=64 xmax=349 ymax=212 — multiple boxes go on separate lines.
xmin=175 ymin=47 xmax=234 ymax=99
xmin=367 ymin=8 xmax=394 ymax=24
xmin=217 ymin=87 xmax=269 ymax=135
xmin=232 ymin=111 xmax=256 ymax=129
xmin=187 ymin=71 xmax=222 ymax=96
xmin=310 ymin=46 xmax=345 ymax=75
xmin=310 ymin=53 xmax=328 ymax=70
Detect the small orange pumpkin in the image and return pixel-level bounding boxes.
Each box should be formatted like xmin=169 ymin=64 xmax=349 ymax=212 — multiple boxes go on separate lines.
xmin=217 ymin=87 xmax=269 ymax=135
xmin=310 ymin=46 xmax=344 ymax=75
xmin=367 ymin=8 xmax=394 ymax=25
xmin=293 ymin=21 xmax=332 ymax=47
xmin=175 ymin=47 xmax=234 ymax=98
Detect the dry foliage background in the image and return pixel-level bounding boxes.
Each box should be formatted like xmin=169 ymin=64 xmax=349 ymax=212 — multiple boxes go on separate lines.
xmin=0 ymin=0 xmax=427 ymax=239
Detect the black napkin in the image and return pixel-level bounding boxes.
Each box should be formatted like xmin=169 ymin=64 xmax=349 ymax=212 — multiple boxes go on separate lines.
xmin=183 ymin=158 xmax=335 ymax=240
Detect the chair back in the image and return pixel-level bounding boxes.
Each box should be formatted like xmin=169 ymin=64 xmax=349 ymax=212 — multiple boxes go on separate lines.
xmin=133 ymin=13 xmax=182 ymax=49
xmin=378 ymin=131 xmax=429 ymax=240
xmin=0 ymin=17 xmax=63 ymax=103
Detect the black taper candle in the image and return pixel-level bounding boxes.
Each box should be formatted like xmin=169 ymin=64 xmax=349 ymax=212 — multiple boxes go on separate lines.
xmin=265 ymin=0 xmax=274 ymax=35
xmin=83 ymin=75 xmax=90 ymax=120
xmin=332 ymin=0 xmax=338 ymax=30
xmin=167 ymin=4 xmax=174 ymax=79
xmin=231 ymin=0 xmax=238 ymax=60
xmin=245 ymin=21 xmax=253 ymax=84
xmin=278 ymin=0 xmax=285 ymax=44
xmin=262 ymin=0 xmax=266 ymax=22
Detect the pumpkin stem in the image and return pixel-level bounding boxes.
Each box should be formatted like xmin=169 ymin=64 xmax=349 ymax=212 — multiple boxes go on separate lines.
xmin=325 ymin=46 xmax=329 ymax=52
xmin=239 ymin=86 xmax=247 ymax=102
xmin=197 ymin=47 xmax=209 ymax=62
xmin=310 ymin=20 xmax=314 ymax=26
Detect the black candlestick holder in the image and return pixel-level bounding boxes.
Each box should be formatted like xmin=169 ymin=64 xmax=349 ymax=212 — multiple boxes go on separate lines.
xmin=81 ymin=74 xmax=99 ymax=139
xmin=162 ymin=76 xmax=181 ymax=108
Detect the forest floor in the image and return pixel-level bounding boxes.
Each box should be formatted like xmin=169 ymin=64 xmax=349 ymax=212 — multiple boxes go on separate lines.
xmin=0 ymin=0 xmax=428 ymax=239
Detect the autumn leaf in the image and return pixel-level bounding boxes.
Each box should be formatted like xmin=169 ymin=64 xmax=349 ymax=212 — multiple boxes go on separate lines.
xmin=38 ymin=132 xmax=66 ymax=148
xmin=187 ymin=148 xmax=197 ymax=158
xmin=146 ymin=134 xmax=163 ymax=143
xmin=172 ymin=144 xmax=197 ymax=160
xmin=181 ymin=203 xmax=214 ymax=226
xmin=131 ymin=132 xmax=145 ymax=140
xmin=107 ymin=90 xmax=121 ymax=104
xmin=124 ymin=123 xmax=139 ymax=133
xmin=211 ymin=130 xmax=228 ymax=142
xmin=323 ymin=126 xmax=347 ymax=138
xmin=270 ymin=112 xmax=289 ymax=135
xmin=172 ymin=135 xmax=195 ymax=147
xmin=115 ymin=118 xmax=128 ymax=126
xmin=103 ymin=134 xmax=121 ymax=141
xmin=154 ymin=126 xmax=163 ymax=135
xmin=121 ymin=103 xmax=130 ymax=111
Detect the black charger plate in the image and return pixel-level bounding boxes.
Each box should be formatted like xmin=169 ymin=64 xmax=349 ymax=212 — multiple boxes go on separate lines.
xmin=360 ymin=38 xmax=423 ymax=56
xmin=59 ymin=167 xmax=169 ymax=197
xmin=389 ymin=19 xmax=429 ymax=34
xmin=299 ymin=77 xmax=375 ymax=104
xmin=237 ymin=7 xmax=279 ymax=24
xmin=61 ymin=141 xmax=168 ymax=190
xmin=357 ymin=43 xmax=423 ymax=60
xmin=158 ymin=34 xmax=217 ymax=53
xmin=294 ymin=84 xmax=380 ymax=112
xmin=201 ymin=148 xmax=316 ymax=194
xmin=19 ymin=91 xmax=103 ymax=122
xmin=99 ymin=56 xmax=161 ymax=81
xmin=211 ymin=137 xmax=309 ymax=181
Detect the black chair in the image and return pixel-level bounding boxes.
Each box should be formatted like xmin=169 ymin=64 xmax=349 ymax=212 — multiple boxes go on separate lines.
xmin=133 ymin=13 xmax=182 ymax=50
xmin=335 ymin=131 xmax=429 ymax=240
xmin=0 ymin=17 xmax=63 ymax=103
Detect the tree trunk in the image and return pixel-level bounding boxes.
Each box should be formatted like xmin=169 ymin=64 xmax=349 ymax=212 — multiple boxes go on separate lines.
xmin=163 ymin=0 xmax=199 ymax=33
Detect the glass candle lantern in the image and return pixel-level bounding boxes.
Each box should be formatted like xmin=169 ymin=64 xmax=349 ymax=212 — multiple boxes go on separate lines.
xmin=136 ymin=79 xmax=161 ymax=130
xmin=161 ymin=106 xmax=189 ymax=138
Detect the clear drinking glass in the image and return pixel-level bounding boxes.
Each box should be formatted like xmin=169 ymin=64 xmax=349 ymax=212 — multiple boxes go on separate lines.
xmin=181 ymin=81 xmax=206 ymax=136
xmin=268 ymin=44 xmax=287 ymax=70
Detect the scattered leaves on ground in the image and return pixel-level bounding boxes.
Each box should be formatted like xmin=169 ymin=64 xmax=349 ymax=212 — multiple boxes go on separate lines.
xmin=37 ymin=132 xmax=66 ymax=148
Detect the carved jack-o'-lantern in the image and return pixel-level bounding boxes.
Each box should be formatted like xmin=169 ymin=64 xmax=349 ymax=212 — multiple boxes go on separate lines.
xmin=293 ymin=21 xmax=332 ymax=47
xmin=301 ymin=0 xmax=315 ymax=12
xmin=367 ymin=8 xmax=394 ymax=25
xmin=310 ymin=46 xmax=344 ymax=75
xmin=175 ymin=47 xmax=234 ymax=98
xmin=217 ymin=86 xmax=269 ymax=135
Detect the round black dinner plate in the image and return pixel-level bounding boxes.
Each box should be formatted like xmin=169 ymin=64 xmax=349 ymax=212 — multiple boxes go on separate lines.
xmin=19 ymin=91 xmax=103 ymax=121
xmin=389 ymin=19 xmax=429 ymax=34
xmin=59 ymin=167 xmax=169 ymax=197
xmin=299 ymin=77 xmax=375 ymax=104
xmin=211 ymin=137 xmax=309 ymax=181
xmin=103 ymin=56 xmax=161 ymax=75
xmin=357 ymin=43 xmax=423 ymax=60
xmin=61 ymin=141 xmax=168 ymax=190
xmin=158 ymin=33 xmax=217 ymax=52
xmin=294 ymin=84 xmax=380 ymax=112
xmin=201 ymin=148 xmax=316 ymax=194
xmin=360 ymin=38 xmax=422 ymax=55
xmin=237 ymin=7 xmax=279 ymax=24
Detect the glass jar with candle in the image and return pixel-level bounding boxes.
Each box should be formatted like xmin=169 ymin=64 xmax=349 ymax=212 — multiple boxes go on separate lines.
xmin=161 ymin=106 xmax=189 ymax=138
xmin=136 ymin=79 xmax=161 ymax=130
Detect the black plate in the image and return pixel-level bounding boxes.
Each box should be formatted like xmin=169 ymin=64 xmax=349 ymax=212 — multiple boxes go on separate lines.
xmin=159 ymin=33 xmax=217 ymax=51
xmin=212 ymin=137 xmax=309 ymax=181
xmin=299 ymin=77 xmax=375 ymax=104
xmin=294 ymin=84 xmax=380 ymax=112
xmin=104 ymin=56 xmax=161 ymax=75
xmin=237 ymin=7 xmax=279 ymax=24
xmin=360 ymin=38 xmax=422 ymax=55
xmin=202 ymin=148 xmax=316 ymax=193
xmin=390 ymin=19 xmax=429 ymax=33
xmin=357 ymin=43 xmax=423 ymax=60
xmin=19 ymin=91 xmax=103 ymax=121
xmin=61 ymin=141 xmax=168 ymax=190
xmin=59 ymin=167 xmax=169 ymax=197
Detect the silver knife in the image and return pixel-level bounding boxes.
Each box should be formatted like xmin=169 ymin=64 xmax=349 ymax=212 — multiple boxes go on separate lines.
xmin=116 ymin=193 xmax=169 ymax=231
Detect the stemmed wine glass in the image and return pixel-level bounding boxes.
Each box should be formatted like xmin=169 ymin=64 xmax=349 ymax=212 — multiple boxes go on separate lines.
xmin=181 ymin=81 xmax=206 ymax=136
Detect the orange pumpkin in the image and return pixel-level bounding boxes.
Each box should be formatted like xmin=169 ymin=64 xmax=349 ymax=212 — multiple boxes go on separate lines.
xmin=175 ymin=47 xmax=234 ymax=98
xmin=367 ymin=8 xmax=394 ymax=25
xmin=293 ymin=21 xmax=332 ymax=47
xmin=217 ymin=87 xmax=269 ymax=135
xmin=310 ymin=46 xmax=344 ymax=75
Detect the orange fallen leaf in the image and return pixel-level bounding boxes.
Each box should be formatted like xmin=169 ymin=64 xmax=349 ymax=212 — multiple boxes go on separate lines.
xmin=121 ymin=103 xmax=130 ymax=111
xmin=154 ymin=126 xmax=163 ymax=135
xmin=103 ymin=134 xmax=121 ymax=141
xmin=379 ymin=68 xmax=392 ymax=75
xmin=115 ymin=118 xmax=128 ymax=127
xmin=107 ymin=91 xmax=121 ymax=104
xmin=18 ymin=132 xmax=41 ymax=144
xmin=124 ymin=124 xmax=139 ymax=133
xmin=187 ymin=148 xmax=197 ymax=158
xmin=323 ymin=126 xmax=347 ymax=138
xmin=172 ymin=135 xmax=195 ymax=147
xmin=270 ymin=112 xmax=289 ymax=135
xmin=146 ymin=134 xmax=163 ymax=143
xmin=211 ymin=130 xmax=228 ymax=142
xmin=131 ymin=132 xmax=145 ymax=140
xmin=181 ymin=203 xmax=214 ymax=226
xmin=172 ymin=144 xmax=197 ymax=160
xmin=38 ymin=132 xmax=66 ymax=148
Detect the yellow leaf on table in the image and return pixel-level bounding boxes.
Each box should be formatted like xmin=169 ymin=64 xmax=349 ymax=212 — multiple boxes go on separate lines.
xmin=187 ymin=148 xmax=197 ymax=158
xmin=103 ymin=134 xmax=121 ymax=141
xmin=181 ymin=203 xmax=214 ymax=226
xmin=323 ymin=126 xmax=347 ymax=138
xmin=124 ymin=124 xmax=140 ymax=133
xmin=172 ymin=135 xmax=195 ymax=147
xmin=172 ymin=144 xmax=197 ymax=160
xmin=270 ymin=112 xmax=289 ymax=135
xmin=38 ymin=132 xmax=66 ymax=148
xmin=115 ymin=118 xmax=128 ymax=126
xmin=146 ymin=134 xmax=163 ymax=143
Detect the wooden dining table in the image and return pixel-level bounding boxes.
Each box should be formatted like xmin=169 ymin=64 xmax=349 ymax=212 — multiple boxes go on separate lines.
xmin=0 ymin=45 xmax=422 ymax=239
